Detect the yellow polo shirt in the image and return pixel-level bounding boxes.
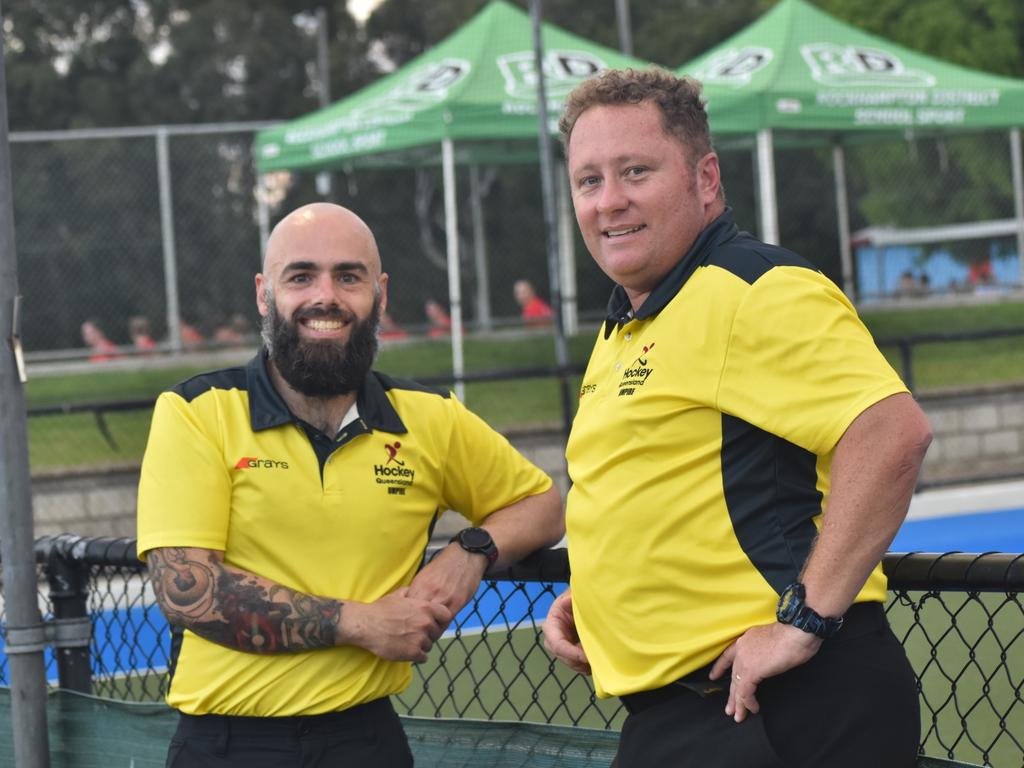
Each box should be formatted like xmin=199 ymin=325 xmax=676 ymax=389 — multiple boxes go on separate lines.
xmin=137 ymin=354 xmax=552 ymax=716
xmin=566 ymin=211 xmax=908 ymax=698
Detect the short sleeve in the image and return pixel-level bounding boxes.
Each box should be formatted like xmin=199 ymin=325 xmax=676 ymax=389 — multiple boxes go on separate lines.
xmin=136 ymin=392 xmax=233 ymax=559
xmin=440 ymin=397 xmax=553 ymax=525
xmin=716 ymin=267 xmax=908 ymax=454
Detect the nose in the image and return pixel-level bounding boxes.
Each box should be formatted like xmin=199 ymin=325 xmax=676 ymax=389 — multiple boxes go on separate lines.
xmin=310 ymin=272 xmax=342 ymax=307
xmin=596 ymin=177 xmax=628 ymax=214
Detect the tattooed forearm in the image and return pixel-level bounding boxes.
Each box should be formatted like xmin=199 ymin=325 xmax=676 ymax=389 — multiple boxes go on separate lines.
xmin=146 ymin=547 xmax=342 ymax=654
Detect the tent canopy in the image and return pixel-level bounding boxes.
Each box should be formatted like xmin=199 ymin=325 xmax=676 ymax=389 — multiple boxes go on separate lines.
xmin=255 ymin=0 xmax=652 ymax=173
xmin=677 ymin=0 xmax=1024 ymax=137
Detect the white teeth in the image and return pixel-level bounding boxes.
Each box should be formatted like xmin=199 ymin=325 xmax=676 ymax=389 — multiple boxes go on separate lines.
xmin=307 ymin=319 xmax=343 ymax=331
xmin=606 ymin=226 xmax=642 ymax=237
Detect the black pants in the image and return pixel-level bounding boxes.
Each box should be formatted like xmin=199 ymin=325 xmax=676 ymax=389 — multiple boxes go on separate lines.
xmin=165 ymin=697 xmax=414 ymax=767
xmin=615 ymin=603 xmax=920 ymax=768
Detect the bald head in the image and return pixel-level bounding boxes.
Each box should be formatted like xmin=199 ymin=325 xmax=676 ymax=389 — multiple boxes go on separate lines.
xmin=264 ymin=203 xmax=381 ymax=274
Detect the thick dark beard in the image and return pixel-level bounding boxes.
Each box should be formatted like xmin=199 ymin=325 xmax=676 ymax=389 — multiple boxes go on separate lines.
xmin=263 ymin=294 xmax=380 ymax=398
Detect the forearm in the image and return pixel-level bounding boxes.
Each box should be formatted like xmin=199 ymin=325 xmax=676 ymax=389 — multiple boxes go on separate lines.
xmin=800 ymin=393 xmax=932 ymax=616
xmin=147 ymin=547 xmax=342 ymax=654
xmin=481 ymin=485 xmax=564 ymax=569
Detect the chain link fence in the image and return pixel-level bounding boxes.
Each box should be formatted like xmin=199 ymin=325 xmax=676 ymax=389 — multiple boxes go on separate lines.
xmin=10 ymin=125 xmax=1022 ymax=359
xmin=1 ymin=538 xmax=1020 ymax=767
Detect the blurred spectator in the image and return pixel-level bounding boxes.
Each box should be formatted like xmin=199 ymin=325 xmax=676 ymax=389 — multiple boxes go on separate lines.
xmin=897 ymin=271 xmax=918 ymax=298
xmin=513 ymin=279 xmax=554 ymax=326
xmin=968 ymin=258 xmax=994 ymax=288
xmin=129 ymin=316 xmax=157 ymax=353
xmin=180 ymin=320 xmax=204 ymax=348
xmin=379 ymin=311 xmax=409 ymax=341
xmin=80 ymin=319 xmax=120 ymax=362
xmin=214 ymin=313 xmax=252 ymax=346
xmin=424 ymin=299 xmax=452 ymax=338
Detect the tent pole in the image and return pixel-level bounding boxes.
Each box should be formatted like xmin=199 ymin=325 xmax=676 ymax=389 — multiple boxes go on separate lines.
xmin=557 ymin=161 xmax=578 ymax=336
xmin=469 ymin=165 xmax=492 ymax=332
xmin=1010 ymin=128 xmax=1024 ymax=289
xmin=442 ymin=138 xmax=465 ymax=401
xmin=756 ymin=128 xmax=779 ymax=245
xmin=832 ymin=141 xmax=855 ymax=300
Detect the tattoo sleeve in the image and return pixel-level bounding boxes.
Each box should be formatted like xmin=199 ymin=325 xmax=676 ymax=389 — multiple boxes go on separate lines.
xmin=146 ymin=547 xmax=342 ymax=654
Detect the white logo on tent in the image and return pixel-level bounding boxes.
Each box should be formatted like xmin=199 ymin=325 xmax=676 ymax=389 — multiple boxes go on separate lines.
xmin=692 ymin=47 xmax=773 ymax=87
xmin=801 ymin=44 xmax=935 ymax=87
xmin=284 ymin=58 xmax=472 ymax=145
xmin=497 ymin=50 xmax=606 ymax=100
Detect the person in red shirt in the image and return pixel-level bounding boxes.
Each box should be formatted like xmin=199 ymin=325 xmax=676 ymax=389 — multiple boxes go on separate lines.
xmin=129 ymin=316 xmax=158 ymax=354
xmin=81 ymin=319 xmax=120 ymax=362
xmin=513 ymin=279 xmax=554 ymax=327
xmin=423 ymin=299 xmax=452 ymax=338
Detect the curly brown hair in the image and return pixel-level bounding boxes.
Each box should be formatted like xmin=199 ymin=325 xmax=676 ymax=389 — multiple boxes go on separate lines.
xmin=559 ymin=67 xmax=714 ymax=166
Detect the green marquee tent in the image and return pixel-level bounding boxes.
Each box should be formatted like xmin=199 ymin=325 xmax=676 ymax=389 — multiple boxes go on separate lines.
xmin=676 ymin=0 xmax=1024 ymax=293
xmin=255 ymin=0 xmax=652 ymax=391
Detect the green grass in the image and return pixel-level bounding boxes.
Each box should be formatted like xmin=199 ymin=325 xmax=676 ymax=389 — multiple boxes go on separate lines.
xmin=23 ymin=298 xmax=1024 ymax=469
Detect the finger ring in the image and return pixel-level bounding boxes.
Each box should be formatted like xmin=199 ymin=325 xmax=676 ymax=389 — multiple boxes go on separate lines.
xmin=733 ymin=675 xmax=741 ymax=682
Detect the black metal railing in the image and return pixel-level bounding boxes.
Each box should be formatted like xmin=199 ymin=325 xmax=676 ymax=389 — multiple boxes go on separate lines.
xmin=1 ymin=537 xmax=1021 ymax=767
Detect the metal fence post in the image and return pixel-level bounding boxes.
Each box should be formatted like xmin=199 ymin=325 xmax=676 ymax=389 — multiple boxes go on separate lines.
xmin=898 ymin=340 xmax=915 ymax=393
xmin=45 ymin=543 xmax=92 ymax=694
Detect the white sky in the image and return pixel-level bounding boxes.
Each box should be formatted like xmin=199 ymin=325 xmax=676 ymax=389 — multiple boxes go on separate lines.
xmin=348 ymin=0 xmax=383 ymax=22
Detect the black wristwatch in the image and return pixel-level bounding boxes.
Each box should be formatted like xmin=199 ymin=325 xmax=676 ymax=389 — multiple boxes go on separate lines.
xmin=776 ymin=582 xmax=844 ymax=639
xmin=450 ymin=527 xmax=498 ymax=567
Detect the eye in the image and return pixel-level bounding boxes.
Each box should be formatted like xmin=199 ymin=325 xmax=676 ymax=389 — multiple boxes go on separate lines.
xmin=577 ymin=174 xmax=600 ymax=188
xmin=287 ymin=273 xmax=310 ymax=284
xmin=625 ymin=166 xmax=647 ymax=177
xmin=338 ymin=272 xmax=359 ymax=284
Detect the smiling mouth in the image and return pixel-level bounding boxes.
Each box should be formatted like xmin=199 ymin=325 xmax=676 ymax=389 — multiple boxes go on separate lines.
xmin=603 ymin=225 xmax=645 ymax=238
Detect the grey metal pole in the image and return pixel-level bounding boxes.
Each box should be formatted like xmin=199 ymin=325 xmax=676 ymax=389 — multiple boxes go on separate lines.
xmin=1010 ymin=128 xmax=1024 ymax=288
xmin=156 ymin=128 xmax=182 ymax=352
xmin=529 ymin=0 xmax=573 ymax=442
xmin=614 ymin=0 xmax=634 ymax=57
xmin=832 ymin=142 xmax=855 ymax=300
xmin=469 ymin=165 xmax=493 ymax=332
xmin=315 ymin=6 xmax=333 ymax=198
xmin=0 ymin=1 xmax=53 ymax=761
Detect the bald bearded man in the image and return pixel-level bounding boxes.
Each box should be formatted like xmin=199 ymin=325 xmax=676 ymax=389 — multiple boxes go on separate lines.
xmin=137 ymin=203 xmax=563 ymax=767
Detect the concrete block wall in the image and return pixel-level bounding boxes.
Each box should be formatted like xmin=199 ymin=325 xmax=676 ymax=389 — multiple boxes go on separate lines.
xmin=918 ymin=384 xmax=1024 ymax=484
xmin=28 ymin=383 xmax=1024 ymax=539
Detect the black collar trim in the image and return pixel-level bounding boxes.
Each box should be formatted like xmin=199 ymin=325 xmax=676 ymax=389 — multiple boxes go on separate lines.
xmin=244 ymin=352 xmax=406 ymax=435
xmin=603 ymin=208 xmax=739 ymax=339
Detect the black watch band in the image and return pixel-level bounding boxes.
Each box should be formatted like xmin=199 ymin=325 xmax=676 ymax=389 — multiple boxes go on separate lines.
xmin=450 ymin=527 xmax=498 ymax=567
xmin=776 ymin=582 xmax=844 ymax=639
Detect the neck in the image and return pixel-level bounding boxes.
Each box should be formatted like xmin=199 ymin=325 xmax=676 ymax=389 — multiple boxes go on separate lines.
xmin=267 ymin=361 xmax=357 ymax=436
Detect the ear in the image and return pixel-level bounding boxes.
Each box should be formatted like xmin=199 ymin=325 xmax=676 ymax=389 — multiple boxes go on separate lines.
xmin=377 ymin=273 xmax=389 ymax=317
xmin=696 ymin=152 xmax=722 ymax=208
xmin=255 ymin=273 xmax=269 ymax=317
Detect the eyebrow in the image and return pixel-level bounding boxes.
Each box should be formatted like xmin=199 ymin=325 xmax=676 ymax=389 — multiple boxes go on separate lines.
xmin=280 ymin=260 xmax=370 ymax=276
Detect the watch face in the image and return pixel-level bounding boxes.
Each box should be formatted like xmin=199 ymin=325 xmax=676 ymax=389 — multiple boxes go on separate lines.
xmin=460 ymin=528 xmax=491 ymax=550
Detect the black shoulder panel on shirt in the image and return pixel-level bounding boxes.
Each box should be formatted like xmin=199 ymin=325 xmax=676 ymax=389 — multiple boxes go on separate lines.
xmin=171 ymin=366 xmax=249 ymax=403
xmin=375 ymin=372 xmax=451 ymax=399
xmin=708 ymin=231 xmax=819 ymax=285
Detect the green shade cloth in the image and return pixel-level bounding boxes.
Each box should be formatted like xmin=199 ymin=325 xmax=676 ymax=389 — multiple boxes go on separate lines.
xmin=255 ymin=0 xmax=654 ymax=172
xmin=0 ymin=688 xmax=988 ymax=767
xmin=676 ymin=0 xmax=1024 ymax=137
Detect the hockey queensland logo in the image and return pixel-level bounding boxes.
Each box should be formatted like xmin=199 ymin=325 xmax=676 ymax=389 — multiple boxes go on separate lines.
xmin=692 ymin=47 xmax=773 ymax=87
xmin=497 ymin=50 xmax=605 ymax=100
xmin=373 ymin=441 xmax=416 ymax=496
xmin=618 ymin=342 xmax=656 ymax=398
xmin=801 ymin=44 xmax=935 ymax=87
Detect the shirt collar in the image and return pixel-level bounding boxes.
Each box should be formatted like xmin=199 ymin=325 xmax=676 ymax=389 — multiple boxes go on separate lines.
xmin=245 ymin=351 xmax=406 ymax=435
xmin=603 ymin=207 xmax=739 ymax=338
